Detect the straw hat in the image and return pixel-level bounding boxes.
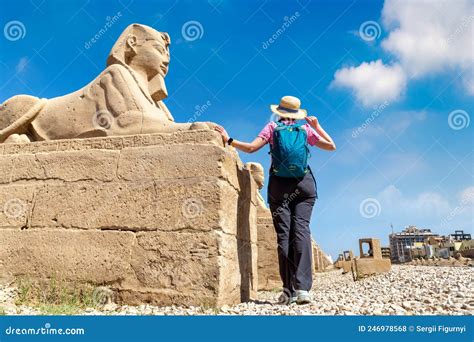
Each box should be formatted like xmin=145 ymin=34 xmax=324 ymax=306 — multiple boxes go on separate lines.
xmin=270 ymin=96 xmax=307 ymax=120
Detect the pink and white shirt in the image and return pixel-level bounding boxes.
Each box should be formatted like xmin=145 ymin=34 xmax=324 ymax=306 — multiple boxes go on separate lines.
xmin=257 ymin=120 xmax=321 ymax=146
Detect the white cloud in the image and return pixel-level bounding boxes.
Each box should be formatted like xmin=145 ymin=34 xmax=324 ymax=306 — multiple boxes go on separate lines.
xmin=381 ymin=0 xmax=473 ymax=80
xmin=333 ymin=0 xmax=474 ymax=105
xmin=15 ymin=57 xmax=28 ymax=74
xmin=462 ymin=74 xmax=474 ymax=96
xmin=378 ymin=184 xmax=451 ymax=218
xmin=336 ymin=110 xmax=427 ymax=167
xmin=386 ymin=110 xmax=426 ymax=136
xmin=459 ymin=186 xmax=474 ymax=207
xmin=332 ymin=60 xmax=407 ymax=106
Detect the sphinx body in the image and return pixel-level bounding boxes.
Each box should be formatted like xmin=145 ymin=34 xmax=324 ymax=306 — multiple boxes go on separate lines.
xmin=0 ymin=24 xmax=211 ymax=144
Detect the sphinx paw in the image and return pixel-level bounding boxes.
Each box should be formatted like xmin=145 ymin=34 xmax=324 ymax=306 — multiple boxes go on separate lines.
xmin=3 ymin=133 xmax=31 ymax=144
xmin=189 ymin=121 xmax=215 ymax=130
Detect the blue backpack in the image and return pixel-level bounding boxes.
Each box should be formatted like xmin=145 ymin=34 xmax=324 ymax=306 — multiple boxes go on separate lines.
xmin=270 ymin=122 xmax=309 ymax=178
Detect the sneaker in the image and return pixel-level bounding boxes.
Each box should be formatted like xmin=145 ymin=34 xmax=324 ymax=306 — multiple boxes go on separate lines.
xmin=277 ymin=290 xmax=297 ymax=305
xmin=295 ymin=290 xmax=311 ymax=305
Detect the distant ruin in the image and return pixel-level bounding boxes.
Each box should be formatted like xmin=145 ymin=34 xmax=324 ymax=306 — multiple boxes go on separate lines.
xmin=335 ymin=238 xmax=391 ymax=281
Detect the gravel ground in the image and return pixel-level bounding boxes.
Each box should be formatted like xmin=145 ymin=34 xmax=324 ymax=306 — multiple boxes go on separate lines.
xmin=1 ymin=265 xmax=472 ymax=316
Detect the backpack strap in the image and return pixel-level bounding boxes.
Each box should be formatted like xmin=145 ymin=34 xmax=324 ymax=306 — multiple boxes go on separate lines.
xmin=274 ymin=121 xmax=287 ymax=131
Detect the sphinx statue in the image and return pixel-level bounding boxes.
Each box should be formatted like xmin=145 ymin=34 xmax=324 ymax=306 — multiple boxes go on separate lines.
xmin=0 ymin=24 xmax=213 ymax=144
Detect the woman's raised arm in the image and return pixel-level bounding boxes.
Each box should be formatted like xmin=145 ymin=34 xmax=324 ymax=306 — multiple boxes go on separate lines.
xmin=214 ymin=125 xmax=267 ymax=153
xmin=305 ymin=116 xmax=336 ymax=151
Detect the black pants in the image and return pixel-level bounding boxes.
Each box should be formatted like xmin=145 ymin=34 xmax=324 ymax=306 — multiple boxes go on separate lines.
xmin=268 ymin=171 xmax=316 ymax=292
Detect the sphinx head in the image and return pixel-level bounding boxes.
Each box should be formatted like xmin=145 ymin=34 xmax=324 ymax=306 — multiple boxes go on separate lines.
xmin=107 ymin=24 xmax=171 ymax=79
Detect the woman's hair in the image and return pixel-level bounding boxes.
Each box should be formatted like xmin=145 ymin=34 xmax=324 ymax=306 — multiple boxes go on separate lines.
xmin=278 ymin=117 xmax=296 ymax=122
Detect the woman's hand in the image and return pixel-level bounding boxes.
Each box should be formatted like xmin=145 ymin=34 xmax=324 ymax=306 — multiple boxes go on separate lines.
xmin=305 ymin=116 xmax=319 ymax=129
xmin=214 ymin=125 xmax=230 ymax=144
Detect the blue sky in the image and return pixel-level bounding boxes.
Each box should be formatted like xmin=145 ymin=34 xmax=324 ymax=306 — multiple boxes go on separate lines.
xmin=1 ymin=0 xmax=472 ymax=259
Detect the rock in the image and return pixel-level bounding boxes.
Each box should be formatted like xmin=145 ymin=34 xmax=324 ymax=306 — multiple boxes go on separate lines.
xmin=390 ymin=304 xmax=406 ymax=312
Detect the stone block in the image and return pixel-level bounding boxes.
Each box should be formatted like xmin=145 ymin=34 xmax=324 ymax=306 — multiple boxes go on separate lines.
xmin=0 ymin=229 xmax=136 ymax=284
xmin=0 ymin=131 xmax=259 ymax=306
xmin=117 ymin=144 xmax=240 ymax=190
xmin=28 ymin=178 xmax=231 ymax=233
xmin=256 ymin=207 xmax=280 ymax=291
xmin=354 ymin=258 xmax=391 ymax=277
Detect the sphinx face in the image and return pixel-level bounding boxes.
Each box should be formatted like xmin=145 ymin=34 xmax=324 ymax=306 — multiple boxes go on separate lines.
xmin=131 ymin=38 xmax=170 ymax=79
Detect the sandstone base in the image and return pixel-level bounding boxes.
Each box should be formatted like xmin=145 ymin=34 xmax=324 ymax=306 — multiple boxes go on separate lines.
xmin=256 ymin=206 xmax=280 ymax=291
xmin=0 ymin=130 xmax=258 ymax=306
xmin=256 ymin=204 xmax=331 ymax=290
xmin=312 ymin=241 xmax=332 ymax=272
xmin=354 ymin=258 xmax=391 ymax=278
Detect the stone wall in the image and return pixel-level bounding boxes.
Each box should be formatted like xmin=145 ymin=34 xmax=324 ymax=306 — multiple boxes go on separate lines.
xmin=257 ymin=202 xmax=332 ymax=290
xmin=0 ymin=130 xmax=258 ymax=307
xmin=256 ymin=206 xmax=280 ymax=291
xmin=312 ymin=241 xmax=332 ymax=272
